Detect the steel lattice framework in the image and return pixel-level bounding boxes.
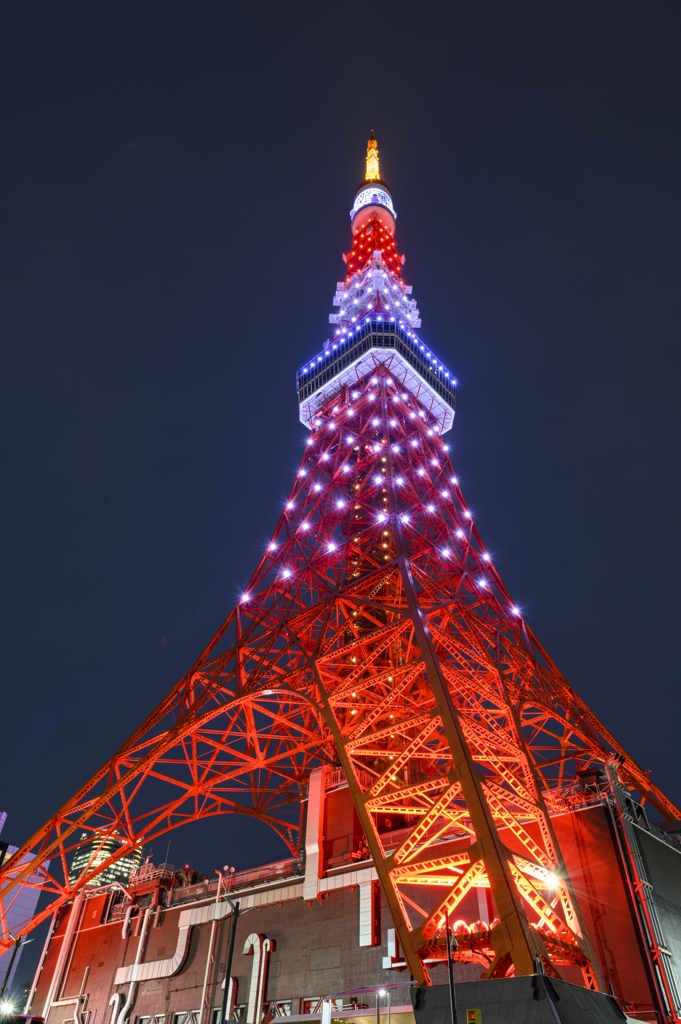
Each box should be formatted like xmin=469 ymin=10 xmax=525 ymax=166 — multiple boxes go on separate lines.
xmin=2 ymin=135 xmax=678 ymax=990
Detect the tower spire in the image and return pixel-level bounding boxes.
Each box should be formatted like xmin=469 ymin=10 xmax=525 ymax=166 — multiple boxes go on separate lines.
xmin=365 ymin=129 xmax=380 ymax=181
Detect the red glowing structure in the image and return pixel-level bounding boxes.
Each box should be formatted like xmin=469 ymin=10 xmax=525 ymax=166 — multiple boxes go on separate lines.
xmin=2 ymin=134 xmax=680 ymax=1008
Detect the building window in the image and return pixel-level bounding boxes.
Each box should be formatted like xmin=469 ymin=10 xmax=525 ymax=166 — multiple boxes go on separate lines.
xmin=138 ymin=1017 xmax=166 ymax=1024
xmin=173 ymin=1012 xmax=200 ymax=1024
xmin=302 ymin=1000 xmax=364 ymax=1016
xmin=267 ymin=1002 xmax=292 ymax=1018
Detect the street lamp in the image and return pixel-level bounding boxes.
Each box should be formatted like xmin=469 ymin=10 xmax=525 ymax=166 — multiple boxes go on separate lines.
xmin=378 ymin=989 xmax=390 ymax=1024
xmin=0 ymin=936 xmax=32 ymax=1002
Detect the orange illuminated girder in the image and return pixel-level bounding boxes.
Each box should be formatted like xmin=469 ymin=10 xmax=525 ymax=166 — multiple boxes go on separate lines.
xmin=1 ymin=359 xmax=678 ymax=987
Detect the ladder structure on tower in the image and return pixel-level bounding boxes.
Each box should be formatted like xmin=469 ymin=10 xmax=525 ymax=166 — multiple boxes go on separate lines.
xmin=2 ymin=134 xmax=680 ymax=1005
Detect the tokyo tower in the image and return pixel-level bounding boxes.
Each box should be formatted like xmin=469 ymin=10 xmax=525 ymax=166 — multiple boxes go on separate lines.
xmin=2 ymin=132 xmax=679 ymax=993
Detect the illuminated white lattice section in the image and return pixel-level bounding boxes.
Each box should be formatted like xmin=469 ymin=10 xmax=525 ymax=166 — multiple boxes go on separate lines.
xmin=329 ymin=251 xmax=420 ymax=331
xmin=351 ymin=187 xmax=396 ymax=219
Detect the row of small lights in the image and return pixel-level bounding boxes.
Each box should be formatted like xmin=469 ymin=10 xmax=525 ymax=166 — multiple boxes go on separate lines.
xmin=298 ymin=316 xmax=457 ymax=386
xmin=304 ymin=381 xmax=444 ymax=435
xmin=243 ymin=482 xmax=520 ymax=617
xmin=338 ymin=267 xmax=412 ymax=317
xmin=241 ymin=377 xmax=519 ymax=617
xmin=245 ymin=521 xmax=521 ymax=617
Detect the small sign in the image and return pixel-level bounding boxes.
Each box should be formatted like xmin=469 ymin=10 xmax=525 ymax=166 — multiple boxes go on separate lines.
xmin=465 ymin=1011 xmax=481 ymax=1024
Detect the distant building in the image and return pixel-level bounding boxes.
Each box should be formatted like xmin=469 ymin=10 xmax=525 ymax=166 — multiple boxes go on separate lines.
xmin=68 ymin=833 xmax=142 ymax=888
xmin=0 ymin=814 xmax=46 ymax=997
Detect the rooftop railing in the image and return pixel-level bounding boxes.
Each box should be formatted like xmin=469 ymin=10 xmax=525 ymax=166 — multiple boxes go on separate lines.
xmin=297 ymin=318 xmax=456 ymax=410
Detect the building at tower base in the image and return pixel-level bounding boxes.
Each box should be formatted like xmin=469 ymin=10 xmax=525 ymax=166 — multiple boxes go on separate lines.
xmin=27 ymin=769 xmax=681 ymax=1024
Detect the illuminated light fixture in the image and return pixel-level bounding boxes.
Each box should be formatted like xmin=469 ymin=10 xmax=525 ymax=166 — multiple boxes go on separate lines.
xmin=282 ymin=568 xmax=291 ymax=578
xmin=372 ymin=418 xmax=379 ymax=426
xmin=511 ymin=606 xmax=520 ymax=616
xmin=482 ymin=553 xmax=490 ymax=562
xmin=342 ymin=464 xmax=350 ymax=473
xmin=393 ymin=444 xmax=400 ymax=452
xmin=396 ymin=476 xmax=404 ymax=485
xmin=442 ymin=548 xmax=451 ymax=558
xmin=451 ymin=476 xmax=458 ymax=484
xmin=427 ymin=504 xmax=435 ymax=513
xmin=377 ymin=512 xmax=388 ymax=522
xmin=241 ymin=593 xmax=250 ymax=602
xmin=374 ymin=475 xmax=382 ymax=484
xmin=442 ymin=490 xmax=449 ymax=498
xmin=328 ymin=542 xmax=336 ymax=552
xmin=417 ymin=468 xmax=425 ymax=476
xmin=306 ymin=438 xmax=313 ymax=445
xmin=390 ymin=419 xmax=397 ymax=427
xmin=456 ymin=529 xmax=464 ymax=539
xmin=479 ymin=578 xmax=488 ymax=588
xmin=313 ymin=483 xmax=322 ymax=492
xmin=401 ymin=513 xmax=410 ymax=523
xmin=286 ymin=502 xmax=294 ymax=510
xmin=337 ymin=500 xmax=345 ymax=508
xmin=463 ymin=510 xmax=472 ymax=519
xmin=321 ymin=453 xmax=329 ymax=461
xmin=268 ymin=542 xmax=277 ymax=551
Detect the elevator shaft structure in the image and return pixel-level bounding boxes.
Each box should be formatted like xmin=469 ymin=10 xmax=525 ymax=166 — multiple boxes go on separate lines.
xmin=1 ymin=135 xmax=679 ymax=1004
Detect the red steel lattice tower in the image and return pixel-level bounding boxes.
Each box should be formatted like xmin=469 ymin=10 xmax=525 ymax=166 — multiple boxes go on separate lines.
xmin=2 ymin=133 xmax=680 ymax=993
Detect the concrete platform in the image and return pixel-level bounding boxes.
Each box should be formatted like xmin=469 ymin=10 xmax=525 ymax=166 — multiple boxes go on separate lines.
xmin=410 ymin=978 xmax=635 ymax=1024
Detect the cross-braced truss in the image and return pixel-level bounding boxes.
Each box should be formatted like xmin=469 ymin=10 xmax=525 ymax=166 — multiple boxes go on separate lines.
xmin=1 ymin=360 xmax=677 ymax=987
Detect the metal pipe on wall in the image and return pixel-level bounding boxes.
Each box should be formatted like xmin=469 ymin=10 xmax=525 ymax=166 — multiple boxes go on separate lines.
xmin=116 ymin=905 xmax=152 ymax=1024
xmin=198 ymin=871 xmax=224 ymax=1024
xmin=42 ymin=888 xmax=85 ymax=1020
xmin=26 ymin=911 xmax=58 ymax=1013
